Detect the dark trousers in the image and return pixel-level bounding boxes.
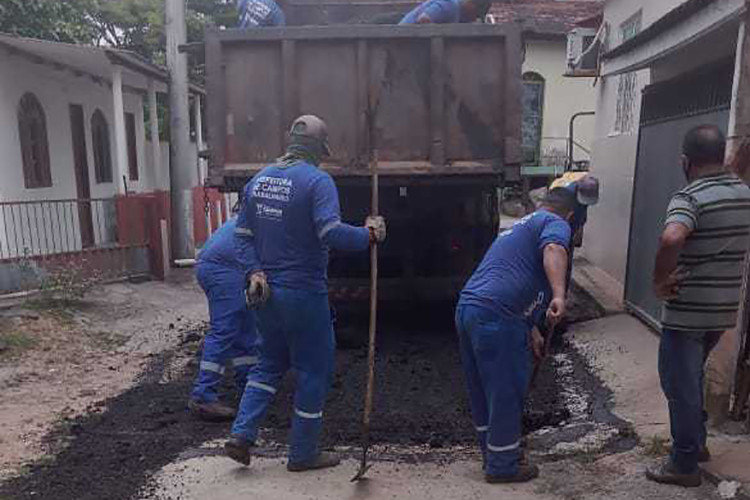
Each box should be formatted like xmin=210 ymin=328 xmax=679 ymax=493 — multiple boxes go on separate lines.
xmin=658 ymin=328 xmax=723 ymax=473
xmin=455 ymin=304 xmax=532 ymax=476
xmin=231 ymin=287 xmax=334 ymax=463
xmin=192 ymin=263 xmax=258 ymax=403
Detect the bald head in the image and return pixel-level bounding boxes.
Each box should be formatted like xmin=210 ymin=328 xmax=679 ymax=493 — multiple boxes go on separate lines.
xmin=683 ymin=125 xmax=726 ymax=169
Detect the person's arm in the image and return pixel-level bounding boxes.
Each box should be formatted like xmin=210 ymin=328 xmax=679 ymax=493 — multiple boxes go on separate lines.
xmin=653 ymin=223 xmax=691 ymax=299
xmin=416 ymin=0 xmax=453 ymax=23
xmin=313 ymin=176 xmax=371 ymax=252
xmin=538 ymin=217 xmax=571 ymax=326
xmin=235 ymin=182 xmax=262 ymax=276
xmin=543 ymin=243 xmax=569 ymax=326
xmin=653 ymin=193 xmax=696 ymax=300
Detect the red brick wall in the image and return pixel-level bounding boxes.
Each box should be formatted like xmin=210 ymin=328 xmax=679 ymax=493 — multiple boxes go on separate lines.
xmin=193 ymin=187 xmax=229 ymax=248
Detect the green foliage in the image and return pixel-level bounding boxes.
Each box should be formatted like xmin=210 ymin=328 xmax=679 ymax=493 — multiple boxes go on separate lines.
xmin=38 ymin=258 xmax=102 ymax=307
xmin=0 ymin=0 xmax=97 ymax=43
xmin=0 ymin=330 xmax=38 ymax=357
xmin=90 ymin=0 xmax=167 ymax=63
xmin=0 ymin=0 xmax=238 ymax=79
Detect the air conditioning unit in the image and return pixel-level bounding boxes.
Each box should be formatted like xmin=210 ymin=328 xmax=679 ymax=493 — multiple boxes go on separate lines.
xmin=566 ymin=27 xmax=600 ymax=76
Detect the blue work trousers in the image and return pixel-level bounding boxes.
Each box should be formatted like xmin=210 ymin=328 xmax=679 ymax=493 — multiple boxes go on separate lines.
xmin=455 ymin=304 xmax=532 ymax=477
xmin=231 ymin=286 xmax=335 ymax=463
xmin=659 ymin=328 xmax=723 ymax=474
xmin=191 ymin=262 xmax=258 ymax=403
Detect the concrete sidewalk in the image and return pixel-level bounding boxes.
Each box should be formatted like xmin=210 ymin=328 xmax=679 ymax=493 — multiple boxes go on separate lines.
xmin=150 ymin=445 xmax=726 ymax=500
xmin=570 ymin=314 xmax=750 ymax=496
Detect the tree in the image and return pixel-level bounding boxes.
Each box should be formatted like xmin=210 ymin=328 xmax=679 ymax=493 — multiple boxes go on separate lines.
xmin=0 ymin=0 xmax=237 ymax=82
xmin=0 ymin=0 xmax=97 ymax=43
xmin=88 ymin=0 xmax=167 ymax=62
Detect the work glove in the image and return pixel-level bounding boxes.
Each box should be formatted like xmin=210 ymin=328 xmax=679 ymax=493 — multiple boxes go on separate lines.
xmin=365 ymin=216 xmax=386 ymax=244
xmin=245 ymin=271 xmax=270 ymax=309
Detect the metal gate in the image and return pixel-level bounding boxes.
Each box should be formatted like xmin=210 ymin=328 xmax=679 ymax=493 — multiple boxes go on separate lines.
xmin=624 ymin=60 xmax=734 ymax=328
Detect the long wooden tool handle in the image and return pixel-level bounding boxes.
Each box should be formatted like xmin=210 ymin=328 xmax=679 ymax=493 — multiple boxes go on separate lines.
xmin=363 ymin=150 xmax=379 ymax=428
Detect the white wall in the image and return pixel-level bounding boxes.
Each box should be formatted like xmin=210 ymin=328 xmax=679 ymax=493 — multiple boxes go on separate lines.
xmin=523 ymin=39 xmax=598 ymax=164
xmin=603 ymin=0 xmax=686 ymax=50
xmin=585 ymin=0 xmax=742 ymax=285
xmin=145 ymin=141 xmax=171 ymax=191
xmin=583 ymin=67 xmax=650 ymax=284
xmin=0 ymin=50 xmax=156 ymax=256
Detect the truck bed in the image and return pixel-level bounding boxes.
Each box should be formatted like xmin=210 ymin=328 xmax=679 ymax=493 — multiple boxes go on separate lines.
xmin=205 ymin=24 xmax=522 ymax=189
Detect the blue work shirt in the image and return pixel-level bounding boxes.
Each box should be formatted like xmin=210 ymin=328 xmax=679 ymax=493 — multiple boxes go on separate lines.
xmin=458 ymin=210 xmax=571 ymax=324
xmin=399 ymin=0 xmax=461 ymax=24
xmin=235 ymin=160 xmax=370 ymax=294
xmin=238 ymin=0 xmax=285 ymax=27
xmin=197 ymin=218 xmax=244 ymax=271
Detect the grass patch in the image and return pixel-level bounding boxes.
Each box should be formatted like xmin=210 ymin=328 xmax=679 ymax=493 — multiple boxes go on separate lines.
xmin=0 ymin=331 xmax=38 ymax=357
xmin=83 ymin=330 xmax=129 ymax=350
xmin=642 ymin=435 xmax=670 ymax=457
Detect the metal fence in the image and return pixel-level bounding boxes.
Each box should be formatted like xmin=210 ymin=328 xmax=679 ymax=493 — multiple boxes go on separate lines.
xmin=624 ymin=60 xmax=734 ymax=327
xmin=0 ymin=198 xmax=119 ymax=260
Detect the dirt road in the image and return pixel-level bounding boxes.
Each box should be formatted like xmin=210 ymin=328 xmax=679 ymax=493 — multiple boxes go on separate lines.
xmin=0 ymin=271 xmax=206 ymax=482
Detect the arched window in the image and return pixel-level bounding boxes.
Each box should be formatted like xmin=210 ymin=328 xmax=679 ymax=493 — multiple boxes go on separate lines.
xmin=17 ymin=93 xmax=52 ymax=189
xmin=91 ymin=109 xmax=113 ymax=183
xmin=522 ymin=72 xmax=545 ymax=165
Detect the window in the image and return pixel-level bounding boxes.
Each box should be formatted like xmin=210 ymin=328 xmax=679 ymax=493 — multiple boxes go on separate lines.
xmin=17 ymin=93 xmax=52 ymax=189
xmin=614 ymin=11 xmax=643 ymax=134
xmin=126 ymin=112 xmax=139 ymax=181
xmin=620 ymin=10 xmax=642 ymax=43
xmin=91 ymin=110 xmax=113 ymax=183
xmin=522 ymin=72 xmax=545 ymax=165
xmin=615 ymin=72 xmax=639 ymax=134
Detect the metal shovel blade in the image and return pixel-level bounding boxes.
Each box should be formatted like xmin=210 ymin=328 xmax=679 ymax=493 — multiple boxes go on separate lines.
xmin=350 ymin=447 xmax=372 ymax=482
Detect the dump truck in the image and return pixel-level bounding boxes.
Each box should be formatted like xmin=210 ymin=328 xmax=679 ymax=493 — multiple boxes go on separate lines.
xmin=204 ymin=23 xmax=522 ymax=302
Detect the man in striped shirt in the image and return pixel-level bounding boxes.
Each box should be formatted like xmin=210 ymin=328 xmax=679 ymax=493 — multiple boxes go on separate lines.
xmin=647 ymin=125 xmax=750 ymax=488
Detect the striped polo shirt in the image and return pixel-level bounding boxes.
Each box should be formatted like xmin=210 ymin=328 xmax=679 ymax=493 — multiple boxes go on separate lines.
xmin=661 ymin=173 xmax=750 ymax=332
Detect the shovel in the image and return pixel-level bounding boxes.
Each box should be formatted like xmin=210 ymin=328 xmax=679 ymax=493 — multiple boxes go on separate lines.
xmin=351 ymin=150 xmax=379 ymax=482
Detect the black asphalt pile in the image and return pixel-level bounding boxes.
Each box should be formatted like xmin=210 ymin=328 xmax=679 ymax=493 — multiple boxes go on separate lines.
xmin=0 ymin=287 xmax=613 ymax=500
xmin=261 ymin=286 xmax=606 ymax=448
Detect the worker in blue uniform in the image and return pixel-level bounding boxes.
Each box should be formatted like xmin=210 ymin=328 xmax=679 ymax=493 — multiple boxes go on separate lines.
xmin=456 ymin=188 xmax=575 ymax=483
xmin=399 ymin=0 xmax=489 ymax=24
xmin=549 ymin=172 xmax=600 ymax=289
xmin=189 ymin=217 xmax=259 ymax=422
xmin=224 ymin=115 xmax=387 ymax=472
xmin=238 ymin=0 xmax=285 ymax=27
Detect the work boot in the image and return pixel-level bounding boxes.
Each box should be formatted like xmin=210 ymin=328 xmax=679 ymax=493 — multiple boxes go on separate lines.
xmin=645 ymin=461 xmax=702 ymax=487
xmin=486 ymin=464 xmax=539 ymax=484
xmin=188 ymin=399 xmax=236 ymax=422
xmin=224 ymin=436 xmax=253 ymax=466
xmin=287 ymin=452 xmax=341 ymax=472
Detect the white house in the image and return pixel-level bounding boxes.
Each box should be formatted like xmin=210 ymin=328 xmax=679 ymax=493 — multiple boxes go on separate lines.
xmin=580 ymin=0 xmax=748 ymax=416
xmin=489 ymin=0 xmax=602 ymax=175
xmin=0 ymin=34 xmax=208 ymax=261
xmin=582 ymin=0 xmax=746 ymax=309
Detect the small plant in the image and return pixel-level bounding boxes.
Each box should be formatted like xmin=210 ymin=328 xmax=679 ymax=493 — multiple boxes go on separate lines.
xmin=38 ymin=256 xmax=102 ymax=306
xmin=643 ymin=435 xmax=670 ymax=457
xmin=0 ymin=330 xmax=37 ymax=357
xmin=17 ymin=247 xmax=40 ymax=292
